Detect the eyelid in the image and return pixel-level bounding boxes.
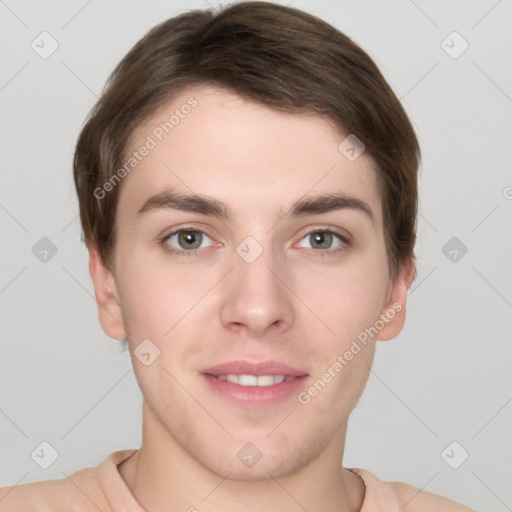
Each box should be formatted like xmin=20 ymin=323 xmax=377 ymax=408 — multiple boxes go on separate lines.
xmin=160 ymin=222 xmax=216 ymax=240
xmin=293 ymin=224 xmax=352 ymax=244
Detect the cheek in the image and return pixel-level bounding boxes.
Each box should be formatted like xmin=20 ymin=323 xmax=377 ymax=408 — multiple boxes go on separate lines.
xmin=116 ymin=249 xmax=218 ymax=344
xmin=295 ymin=262 xmax=383 ymax=413
xmin=293 ymin=248 xmax=390 ymax=351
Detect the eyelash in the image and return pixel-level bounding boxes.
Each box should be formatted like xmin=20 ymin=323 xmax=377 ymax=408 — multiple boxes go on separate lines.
xmin=160 ymin=226 xmax=350 ymax=258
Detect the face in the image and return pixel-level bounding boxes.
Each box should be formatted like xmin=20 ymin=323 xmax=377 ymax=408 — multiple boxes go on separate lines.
xmin=90 ymin=85 xmax=412 ymax=480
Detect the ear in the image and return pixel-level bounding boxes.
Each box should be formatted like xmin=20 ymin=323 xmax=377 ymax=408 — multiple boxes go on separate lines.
xmin=377 ymin=257 xmax=415 ymax=341
xmin=88 ymin=243 xmax=127 ymax=341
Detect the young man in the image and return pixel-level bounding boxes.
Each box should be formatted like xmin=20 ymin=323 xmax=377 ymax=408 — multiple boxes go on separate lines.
xmin=0 ymin=2 xmax=475 ymax=510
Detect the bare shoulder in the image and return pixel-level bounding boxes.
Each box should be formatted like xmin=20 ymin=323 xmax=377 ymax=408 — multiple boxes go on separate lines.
xmin=388 ymin=480 xmax=476 ymax=511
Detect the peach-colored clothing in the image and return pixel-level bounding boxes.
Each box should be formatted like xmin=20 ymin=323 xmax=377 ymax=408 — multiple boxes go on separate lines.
xmin=0 ymin=449 xmax=475 ymax=511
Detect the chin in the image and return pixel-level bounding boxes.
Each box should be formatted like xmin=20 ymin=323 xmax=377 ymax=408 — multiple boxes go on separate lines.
xmin=185 ymin=429 xmax=329 ymax=483
xmin=200 ymin=449 xmax=309 ymax=482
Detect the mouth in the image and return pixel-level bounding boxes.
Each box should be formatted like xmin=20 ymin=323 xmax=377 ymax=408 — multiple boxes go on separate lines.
xmin=214 ymin=374 xmax=297 ymax=386
xmin=201 ymin=361 xmax=309 ymax=407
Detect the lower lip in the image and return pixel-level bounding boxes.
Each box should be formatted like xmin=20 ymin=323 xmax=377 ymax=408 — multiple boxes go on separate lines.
xmin=201 ymin=374 xmax=309 ymax=407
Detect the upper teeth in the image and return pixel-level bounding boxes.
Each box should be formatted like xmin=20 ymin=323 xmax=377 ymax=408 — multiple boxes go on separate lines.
xmin=218 ymin=374 xmax=291 ymax=386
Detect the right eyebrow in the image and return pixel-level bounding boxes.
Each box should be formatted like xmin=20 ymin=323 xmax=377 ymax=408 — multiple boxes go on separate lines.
xmin=137 ymin=190 xmax=230 ymax=220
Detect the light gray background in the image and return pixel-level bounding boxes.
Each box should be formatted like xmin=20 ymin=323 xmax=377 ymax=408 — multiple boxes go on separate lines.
xmin=1 ymin=0 xmax=511 ymax=509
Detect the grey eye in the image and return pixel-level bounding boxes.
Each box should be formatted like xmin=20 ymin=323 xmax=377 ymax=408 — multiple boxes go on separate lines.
xmin=297 ymin=231 xmax=343 ymax=250
xmin=165 ymin=230 xmax=213 ymax=251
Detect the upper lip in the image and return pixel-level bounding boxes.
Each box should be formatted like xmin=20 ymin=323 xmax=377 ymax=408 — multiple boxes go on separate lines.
xmin=202 ymin=360 xmax=308 ymax=377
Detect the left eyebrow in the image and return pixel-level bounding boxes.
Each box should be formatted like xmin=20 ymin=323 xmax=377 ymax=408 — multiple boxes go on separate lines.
xmin=286 ymin=192 xmax=374 ymax=223
xmin=136 ymin=190 xmax=374 ymax=223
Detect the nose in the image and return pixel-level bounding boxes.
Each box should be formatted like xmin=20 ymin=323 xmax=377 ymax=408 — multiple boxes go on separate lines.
xmin=219 ymin=242 xmax=295 ymax=338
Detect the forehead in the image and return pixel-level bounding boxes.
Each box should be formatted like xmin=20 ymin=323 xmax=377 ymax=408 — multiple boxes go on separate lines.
xmin=117 ymin=85 xmax=381 ymax=224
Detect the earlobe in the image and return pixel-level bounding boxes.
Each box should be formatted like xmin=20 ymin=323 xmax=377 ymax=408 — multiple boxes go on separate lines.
xmin=88 ymin=243 xmax=127 ymax=341
xmin=377 ymin=257 xmax=415 ymax=341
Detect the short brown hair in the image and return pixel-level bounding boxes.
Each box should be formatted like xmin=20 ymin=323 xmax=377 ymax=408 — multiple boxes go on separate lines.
xmin=73 ymin=1 xmax=420 ymax=278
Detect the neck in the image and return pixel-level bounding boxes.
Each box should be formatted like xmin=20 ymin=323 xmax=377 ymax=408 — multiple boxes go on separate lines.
xmin=119 ymin=402 xmax=365 ymax=512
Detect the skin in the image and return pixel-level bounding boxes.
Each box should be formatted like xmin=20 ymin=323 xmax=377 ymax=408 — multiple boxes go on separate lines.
xmin=88 ymin=85 xmax=414 ymax=512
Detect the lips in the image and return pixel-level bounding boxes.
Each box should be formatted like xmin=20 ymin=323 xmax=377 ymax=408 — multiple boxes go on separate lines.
xmin=201 ymin=360 xmax=309 ymax=407
xmin=203 ymin=360 xmax=307 ymax=378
